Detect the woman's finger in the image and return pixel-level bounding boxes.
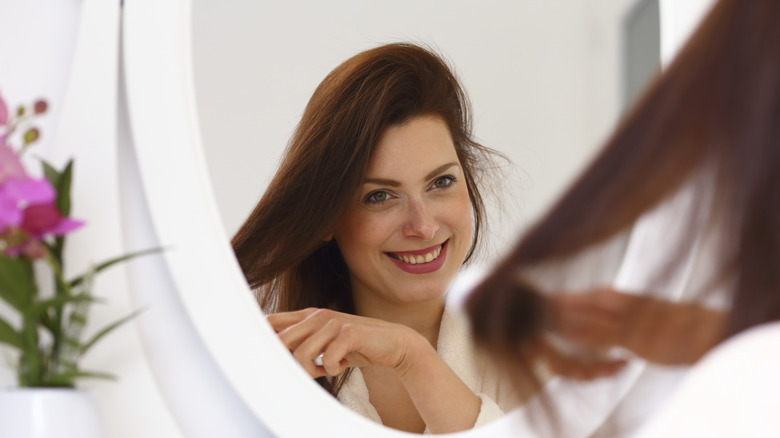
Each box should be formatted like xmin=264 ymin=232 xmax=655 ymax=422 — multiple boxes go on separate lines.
xmin=533 ymin=339 xmax=627 ymax=381
xmin=553 ymin=304 xmax=623 ymax=347
xmin=324 ymin=322 xmax=413 ymax=372
xmin=266 ymin=307 xmax=318 ymax=332
xmin=321 ymin=323 xmax=376 ymax=371
xmin=269 ymin=309 xmax=412 ymax=377
xmin=293 ymin=318 xmax=349 ymax=377
xmin=275 ymin=308 xmax=340 ymax=351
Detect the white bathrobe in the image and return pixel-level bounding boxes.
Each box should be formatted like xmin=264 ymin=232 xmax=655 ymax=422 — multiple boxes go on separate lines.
xmin=335 ymin=306 xmax=511 ymax=433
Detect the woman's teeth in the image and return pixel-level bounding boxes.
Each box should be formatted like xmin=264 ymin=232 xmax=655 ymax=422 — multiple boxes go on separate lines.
xmin=389 ymin=245 xmax=442 ymax=264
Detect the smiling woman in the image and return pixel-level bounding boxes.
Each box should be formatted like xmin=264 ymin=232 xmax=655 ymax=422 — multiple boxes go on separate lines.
xmin=231 ymin=43 xmax=521 ymax=434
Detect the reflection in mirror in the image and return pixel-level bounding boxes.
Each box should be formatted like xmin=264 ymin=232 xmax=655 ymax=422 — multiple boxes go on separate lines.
xmin=229 ymin=42 xmax=527 ymax=434
xmin=190 ymin=0 xmax=659 ymax=434
xmin=192 ymin=1 xmax=652 ymax=247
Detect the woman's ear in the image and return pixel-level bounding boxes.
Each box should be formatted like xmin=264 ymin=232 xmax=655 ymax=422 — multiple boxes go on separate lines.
xmin=323 ymin=233 xmax=334 ymax=242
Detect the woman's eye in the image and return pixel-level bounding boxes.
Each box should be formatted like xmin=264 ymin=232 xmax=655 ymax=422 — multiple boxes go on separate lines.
xmin=365 ymin=191 xmax=391 ymax=204
xmin=431 ymin=175 xmax=455 ymax=190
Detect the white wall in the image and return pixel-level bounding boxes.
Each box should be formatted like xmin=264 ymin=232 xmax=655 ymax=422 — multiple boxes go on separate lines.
xmin=192 ymin=0 xmax=637 ymax=262
xmin=0 ymin=1 xmax=182 ymax=437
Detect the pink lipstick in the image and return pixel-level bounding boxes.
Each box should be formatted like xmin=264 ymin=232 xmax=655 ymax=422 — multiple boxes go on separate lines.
xmin=385 ymin=241 xmax=448 ymax=274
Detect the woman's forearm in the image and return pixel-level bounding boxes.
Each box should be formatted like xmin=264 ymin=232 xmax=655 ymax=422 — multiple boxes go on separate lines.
xmin=394 ymin=336 xmax=482 ymax=434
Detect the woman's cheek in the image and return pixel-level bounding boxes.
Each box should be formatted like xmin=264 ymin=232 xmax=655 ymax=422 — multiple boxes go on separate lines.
xmin=452 ymin=191 xmax=474 ymax=231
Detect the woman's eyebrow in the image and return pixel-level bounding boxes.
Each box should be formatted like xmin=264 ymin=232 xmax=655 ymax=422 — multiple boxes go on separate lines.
xmin=363 ymin=162 xmax=461 ymax=187
xmin=424 ymin=162 xmax=460 ymax=181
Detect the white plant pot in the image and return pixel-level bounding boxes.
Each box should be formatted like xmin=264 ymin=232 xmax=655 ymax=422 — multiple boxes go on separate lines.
xmin=0 ymin=388 xmax=105 ymax=438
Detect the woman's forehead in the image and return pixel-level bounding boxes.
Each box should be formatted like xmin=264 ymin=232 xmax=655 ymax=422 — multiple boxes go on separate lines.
xmin=364 ymin=115 xmax=460 ymax=181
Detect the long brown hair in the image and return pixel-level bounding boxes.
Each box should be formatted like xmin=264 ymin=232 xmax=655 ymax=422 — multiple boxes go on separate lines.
xmin=467 ymin=0 xmax=780 ymax=395
xmin=232 ymin=43 xmax=502 ymax=394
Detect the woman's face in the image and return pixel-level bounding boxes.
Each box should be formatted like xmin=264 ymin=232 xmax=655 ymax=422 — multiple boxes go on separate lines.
xmin=333 ymin=115 xmax=473 ymax=312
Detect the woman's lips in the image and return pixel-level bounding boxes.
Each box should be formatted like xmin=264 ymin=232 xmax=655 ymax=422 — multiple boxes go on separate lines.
xmin=385 ymin=241 xmax=448 ymax=274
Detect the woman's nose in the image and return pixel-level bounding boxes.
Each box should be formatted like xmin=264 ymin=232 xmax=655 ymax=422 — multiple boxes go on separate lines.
xmin=402 ymin=200 xmax=439 ymax=240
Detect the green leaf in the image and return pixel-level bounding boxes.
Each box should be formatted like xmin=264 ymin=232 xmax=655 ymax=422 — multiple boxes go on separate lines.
xmin=42 ymin=160 xmax=73 ymax=265
xmin=44 ymin=369 xmax=116 ymax=387
xmin=0 ymin=316 xmax=23 ymax=349
xmin=39 ymin=311 xmax=59 ymax=337
xmin=56 ymin=160 xmax=73 ymax=217
xmin=63 ymin=337 xmax=81 ymax=349
xmin=53 ymin=235 xmax=65 ymax=266
xmin=26 ymin=293 xmax=93 ymax=318
xmin=42 ymin=161 xmax=63 ymax=193
xmin=69 ymin=313 xmax=87 ymax=326
xmin=41 ymin=160 xmax=73 ymax=217
xmin=80 ymin=307 xmax=146 ymax=355
xmin=42 ymin=244 xmax=70 ymax=297
xmin=19 ymin=318 xmax=42 ymax=386
xmin=69 ymin=247 xmax=164 ymax=288
xmin=0 ymin=256 xmax=36 ymax=311
xmin=57 ymin=359 xmax=78 ymax=369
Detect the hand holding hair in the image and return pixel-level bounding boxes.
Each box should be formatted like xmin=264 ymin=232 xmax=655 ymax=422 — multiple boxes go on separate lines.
xmin=548 ymin=288 xmax=727 ymax=366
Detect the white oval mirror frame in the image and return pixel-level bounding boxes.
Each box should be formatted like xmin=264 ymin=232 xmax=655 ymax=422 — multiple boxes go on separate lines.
xmin=118 ymin=1 xmax=712 ymax=437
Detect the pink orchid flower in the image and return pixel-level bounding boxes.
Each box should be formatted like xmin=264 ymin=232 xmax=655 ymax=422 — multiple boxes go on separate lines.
xmin=0 ymin=146 xmax=83 ymax=256
xmin=0 ymin=144 xmax=26 ymax=183
xmin=0 ymin=176 xmax=55 ymax=230
xmin=0 ymin=177 xmax=84 ymax=239
xmin=20 ymin=203 xmax=84 ymax=238
xmin=0 ymin=94 xmax=84 ymax=258
xmin=0 ymin=91 xmax=8 ymax=127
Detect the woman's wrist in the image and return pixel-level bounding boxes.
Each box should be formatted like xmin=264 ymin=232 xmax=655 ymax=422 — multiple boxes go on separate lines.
xmin=391 ymin=329 xmax=438 ymax=379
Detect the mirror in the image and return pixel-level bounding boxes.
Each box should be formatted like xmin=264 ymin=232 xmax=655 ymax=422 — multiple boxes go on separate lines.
xmin=120 ymin=0 xmax=668 ymax=437
xmin=188 ymin=0 xmax=662 ymax=434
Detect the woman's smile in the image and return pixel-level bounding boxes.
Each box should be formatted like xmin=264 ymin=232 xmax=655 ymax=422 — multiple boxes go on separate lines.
xmin=386 ymin=241 xmax=449 ymax=274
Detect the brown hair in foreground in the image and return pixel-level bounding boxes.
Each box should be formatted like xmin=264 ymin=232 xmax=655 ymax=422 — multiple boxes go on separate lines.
xmin=466 ymin=0 xmax=780 ymax=402
xmin=232 ymin=43 xmax=502 ymax=395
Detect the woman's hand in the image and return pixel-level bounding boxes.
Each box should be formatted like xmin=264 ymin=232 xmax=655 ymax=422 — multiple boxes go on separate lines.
xmin=524 ymin=336 xmax=629 ymax=381
xmin=267 ymin=308 xmax=424 ymax=378
xmin=548 ymin=288 xmax=727 ymax=366
xmin=267 ymin=308 xmax=483 ymax=433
